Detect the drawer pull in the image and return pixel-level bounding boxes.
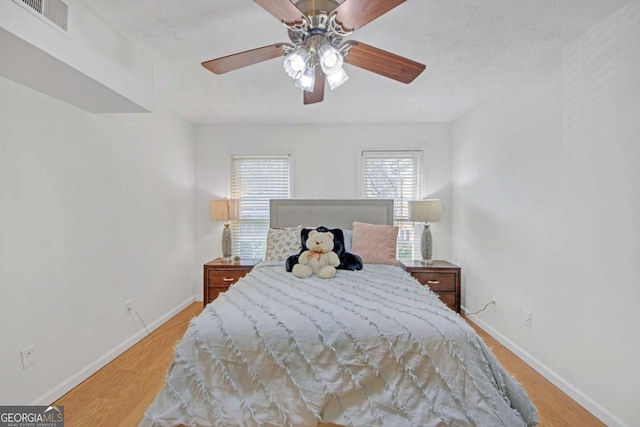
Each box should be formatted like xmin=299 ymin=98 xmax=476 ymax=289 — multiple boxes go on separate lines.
xmin=223 ymin=277 xmax=235 ymax=282
xmin=427 ymin=280 xmax=440 ymax=285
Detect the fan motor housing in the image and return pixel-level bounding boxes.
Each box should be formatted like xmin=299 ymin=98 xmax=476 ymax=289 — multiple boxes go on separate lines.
xmin=293 ymin=0 xmax=341 ymax=15
xmin=287 ymin=1 xmax=347 ymax=48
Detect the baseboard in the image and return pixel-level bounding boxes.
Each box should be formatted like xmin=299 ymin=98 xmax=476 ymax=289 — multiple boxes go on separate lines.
xmin=464 ymin=308 xmax=628 ymax=427
xmin=32 ymin=295 xmax=197 ymax=406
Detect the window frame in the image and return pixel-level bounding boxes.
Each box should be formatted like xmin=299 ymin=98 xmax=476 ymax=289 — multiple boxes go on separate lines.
xmin=230 ymin=153 xmax=292 ymax=260
xmin=358 ymin=149 xmax=425 ymax=260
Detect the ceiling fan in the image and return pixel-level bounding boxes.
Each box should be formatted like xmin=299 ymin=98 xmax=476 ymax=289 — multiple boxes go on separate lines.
xmin=201 ymin=0 xmax=426 ymax=105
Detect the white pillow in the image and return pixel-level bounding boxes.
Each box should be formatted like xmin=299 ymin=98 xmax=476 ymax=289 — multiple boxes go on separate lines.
xmin=264 ymin=226 xmax=303 ymax=261
xmin=343 ymin=229 xmax=353 ymax=252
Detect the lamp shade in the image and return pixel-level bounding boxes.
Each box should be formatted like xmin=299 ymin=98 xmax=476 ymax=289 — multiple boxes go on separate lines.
xmin=210 ymin=199 xmax=239 ymax=221
xmin=410 ymin=199 xmax=442 ymax=223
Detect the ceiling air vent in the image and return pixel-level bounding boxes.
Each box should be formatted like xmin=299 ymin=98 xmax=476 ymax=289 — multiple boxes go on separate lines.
xmin=13 ymin=0 xmax=69 ymax=32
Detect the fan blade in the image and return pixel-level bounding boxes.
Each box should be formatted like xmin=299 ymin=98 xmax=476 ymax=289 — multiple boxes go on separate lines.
xmin=333 ymin=0 xmax=405 ymax=31
xmin=304 ymin=67 xmax=325 ymax=105
xmin=202 ymin=43 xmax=291 ymax=75
xmin=253 ymin=0 xmax=304 ymax=24
xmin=343 ymin=41 xmax=425 ymax=84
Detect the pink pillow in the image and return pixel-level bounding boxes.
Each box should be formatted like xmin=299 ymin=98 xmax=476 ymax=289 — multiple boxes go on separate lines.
xmin=350 ymin=221 xmax=399 ymax=265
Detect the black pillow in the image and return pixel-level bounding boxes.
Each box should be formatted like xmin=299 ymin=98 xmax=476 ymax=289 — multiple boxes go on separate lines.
xmin=286 ymin=226 xmax=363 ymax=272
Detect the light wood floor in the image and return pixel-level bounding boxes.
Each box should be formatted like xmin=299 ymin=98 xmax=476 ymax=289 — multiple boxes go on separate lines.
xmin=55 ymin=302 xmax=604 ymax=427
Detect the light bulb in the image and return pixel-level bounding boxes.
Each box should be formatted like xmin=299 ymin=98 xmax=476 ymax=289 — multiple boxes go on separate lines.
xmin=283 ymin=48 xmax=309 ymax=79
xmin=295 ymin=66 xmax=316 ymax=92
xmin=319 ymin=44 xmax=344 ymax=75
xmin=327 ymin=67 xmax=349 ymax=90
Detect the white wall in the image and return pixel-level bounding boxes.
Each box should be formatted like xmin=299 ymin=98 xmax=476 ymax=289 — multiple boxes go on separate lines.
xmin=451 ymin=2 xmax=640 ymax=426
xmin=0 ymin=0 xmax=153 ymax=112
xmin=195 ymin=123 xmax=452 ymax=266
xmin=0 ymin=76 xmax=196 ymax=404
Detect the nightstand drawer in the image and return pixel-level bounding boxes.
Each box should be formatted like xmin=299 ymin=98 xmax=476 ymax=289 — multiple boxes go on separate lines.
xmin=438 ymin=292 xmax=456 ymax=311
xmin=411 ymin=272 xmax=456 ymax=292
xmin=208 ymin=286 xmax=229 ymax=302
xmin=207 ymin=269 xmax=247 ymax=287
xmin=402 ymin=260 xmax=461 ymax=314
xmin=204 ymin=258 xmax=258 ymax=307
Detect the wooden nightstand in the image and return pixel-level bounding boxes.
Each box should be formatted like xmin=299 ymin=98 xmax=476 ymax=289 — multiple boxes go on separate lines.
xmin=203 ymin=258 xmax=259 ymax=307
xmin=400 ymin=260 xmax=462 ymax=313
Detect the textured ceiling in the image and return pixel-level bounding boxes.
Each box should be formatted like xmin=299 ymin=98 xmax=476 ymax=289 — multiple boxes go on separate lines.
xmin=80 ymin=0 xmax=630 ymax=124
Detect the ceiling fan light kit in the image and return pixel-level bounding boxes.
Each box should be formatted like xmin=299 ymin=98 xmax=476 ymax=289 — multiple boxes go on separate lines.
xmin=202 ymin=0 xmax=426 ymax=104
xmin=284 ymin=31 xmax=348 ymax=93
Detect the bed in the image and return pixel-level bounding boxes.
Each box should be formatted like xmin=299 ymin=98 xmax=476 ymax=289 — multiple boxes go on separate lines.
xmin=140 ymin=200 xmax=538 ymax=427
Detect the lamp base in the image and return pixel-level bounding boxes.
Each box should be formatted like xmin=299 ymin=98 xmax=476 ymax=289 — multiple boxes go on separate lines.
xmin=221 ymin=222 xmax=232 ymax=259
xmin=420 ymin=223 xmax=433 ymax=263
xmin=421 ymin=259 xmax=434 ymax=266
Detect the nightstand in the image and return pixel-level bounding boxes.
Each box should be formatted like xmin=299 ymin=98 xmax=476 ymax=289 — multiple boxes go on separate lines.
xmin=203 ymin=258 xmax=259 ymax=307
xmin=400 ymin=260 xmax=461 ymax=313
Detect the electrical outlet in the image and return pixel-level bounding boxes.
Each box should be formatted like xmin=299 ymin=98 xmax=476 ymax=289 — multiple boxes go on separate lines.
xmin=491 ymin=297 xmax=498 ymax=312
xmin=125 ymin=299 xmax=133 ymax=314
xmin=20 ymin=345 xmax=36 ymax=369
xmin=523 ymin=310 xmax=533 ymax=327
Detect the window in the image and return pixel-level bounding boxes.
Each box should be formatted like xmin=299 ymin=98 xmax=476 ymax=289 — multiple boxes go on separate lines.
xmin=360 ymin=150 xmax=423 ymax=259
xmin=231 ymin=155 xmax=291 ymax=259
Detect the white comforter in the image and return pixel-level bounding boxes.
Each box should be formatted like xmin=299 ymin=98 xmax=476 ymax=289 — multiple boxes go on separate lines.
xmin=141 ymin=263 xmax=538 ymax=427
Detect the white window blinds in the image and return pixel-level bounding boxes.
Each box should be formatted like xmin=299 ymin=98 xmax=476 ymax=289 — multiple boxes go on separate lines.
xmin=231 ymin=155 xmax=290 ymax=259
xmin=360 ymin=150 xmax=423 ymax=259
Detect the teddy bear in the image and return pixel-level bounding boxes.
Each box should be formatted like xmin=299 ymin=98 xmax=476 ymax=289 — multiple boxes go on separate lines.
xmin=286 ymin=226 xmax=363 ymax=273
xmin=292 ymin=230 xmax=341 ymax=279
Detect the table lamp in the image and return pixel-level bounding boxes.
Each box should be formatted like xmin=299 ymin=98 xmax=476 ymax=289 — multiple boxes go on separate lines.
xmin=210 ymin=198 xmax=239 ymax=262
xmin=409 ymin=199 xmax=442 ymax=265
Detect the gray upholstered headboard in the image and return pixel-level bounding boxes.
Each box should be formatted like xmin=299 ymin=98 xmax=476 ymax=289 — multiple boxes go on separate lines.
xmin=270 ymin=199 xmax=394 ymax=229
